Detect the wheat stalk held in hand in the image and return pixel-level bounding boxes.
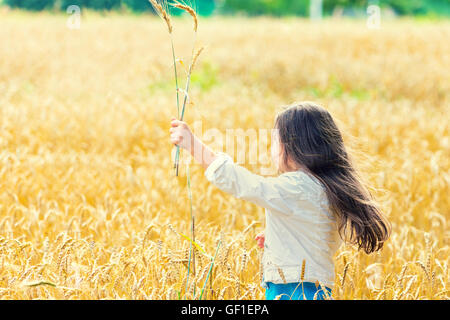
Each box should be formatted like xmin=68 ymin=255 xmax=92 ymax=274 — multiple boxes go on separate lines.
xmin=173 ymin=1 xmax=200 ymax=176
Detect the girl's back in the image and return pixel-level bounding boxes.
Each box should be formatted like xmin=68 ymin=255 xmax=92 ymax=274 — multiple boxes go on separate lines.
xmin=205 ymin=153 xmax=341 ymax=290
xmin=263 ymin=171 xmax=342 ymax=289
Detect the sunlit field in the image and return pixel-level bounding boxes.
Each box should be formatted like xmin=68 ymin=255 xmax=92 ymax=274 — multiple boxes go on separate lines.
xmin=0 ymin=11 xmax=448 ymax=299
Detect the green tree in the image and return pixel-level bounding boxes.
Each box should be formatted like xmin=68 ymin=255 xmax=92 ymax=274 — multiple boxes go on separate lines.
xmin=2 ymin=0 xmax=449 ymax=16
xmin=384 ymin=0 xmax=427 ymax=15
xmin=86 ymin=0 xmax=121 ymax=10
xmin=4 ymin=0 xmax=55 ymax=10
xmin=122 ymin=0 xmax=215 ymax=14
xmin=122 ymin=0 xmax=153 ymax=12
xmin=221 ymin=0 xmax=450 ymax=16
xmin=323 ymin=0 xmax=367 ymax=13
xmin=58 ymin=0 xmax=85 ymax=11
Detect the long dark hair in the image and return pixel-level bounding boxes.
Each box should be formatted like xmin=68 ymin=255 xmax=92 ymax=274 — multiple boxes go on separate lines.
xmin=275 ymin=102 xmax=390 ymax=254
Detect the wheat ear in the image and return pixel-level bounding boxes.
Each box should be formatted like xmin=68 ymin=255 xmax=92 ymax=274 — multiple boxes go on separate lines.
xmin=171 ymin=1 xmax=198 ymax=32
xmin=191 ymin=46 xmax=204 ymax=71
xmin=149 ymin=0 xmax=173 ymax=34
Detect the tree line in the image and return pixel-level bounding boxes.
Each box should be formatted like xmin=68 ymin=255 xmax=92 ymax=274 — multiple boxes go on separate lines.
xmin=2 ymin=0 xmax=449 ymax=16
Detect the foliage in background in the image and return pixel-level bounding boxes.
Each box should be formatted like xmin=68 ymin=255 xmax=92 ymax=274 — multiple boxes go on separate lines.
xmin=220 ymin=0 xmax=450 ymax=16
xmin=3 ymin=0 xmax=123 ymax=10
xmin=1 ymin=0 xmax=450 ymax=16
xmin=385 ymin=0 xmax=448 ymax=15
xmin=219 ymin=0 xmax=310 ymax=16
xmin=3 ymin=0 xmax=55 ymax=10
xmin=121 ymin=0 xmax=152 ymax=12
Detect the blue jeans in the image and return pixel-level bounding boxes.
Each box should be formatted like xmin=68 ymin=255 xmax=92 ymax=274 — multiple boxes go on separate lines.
xmin=265 ymin=282 xmax=332 ymax=300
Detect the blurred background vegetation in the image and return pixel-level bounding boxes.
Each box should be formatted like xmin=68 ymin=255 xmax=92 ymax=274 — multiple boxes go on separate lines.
xmin=1 ymin=0 xmax=449 ymax=16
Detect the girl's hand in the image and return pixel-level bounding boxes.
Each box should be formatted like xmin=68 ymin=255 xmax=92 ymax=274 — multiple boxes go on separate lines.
xmin=255 ymin=232 xmax=265 ymax=249
xmin=170 ymin=118 xmax=194 ymax=152
xmin=169 ymin=118 xmax=217 ymax=170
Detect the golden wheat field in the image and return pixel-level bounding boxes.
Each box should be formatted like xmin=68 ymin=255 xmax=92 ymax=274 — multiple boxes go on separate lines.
xmin=0 ymin=10 xmax=449 ymax=300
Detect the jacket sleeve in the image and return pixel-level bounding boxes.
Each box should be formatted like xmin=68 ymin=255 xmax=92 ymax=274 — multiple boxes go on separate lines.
xmin=204 ymin=153 xmax=302 ymax=215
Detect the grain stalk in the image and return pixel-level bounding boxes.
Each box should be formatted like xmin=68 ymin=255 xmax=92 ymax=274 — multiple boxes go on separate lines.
xmin=184 ymin=164 xmax=196 ymax=299
xmin=289 ymin=259 xmax=306 ymax=300
xmin=171 ymin=1 xmax=202 ymax=176
xmin=199 ymin=240 xmax=221 ymax=300
xmin=149 ymin=0 xmax=201 ymax=299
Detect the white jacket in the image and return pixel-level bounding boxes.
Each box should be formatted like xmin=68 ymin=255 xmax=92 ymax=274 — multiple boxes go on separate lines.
xmin=205 ymin=153 xmax=342 ymax=289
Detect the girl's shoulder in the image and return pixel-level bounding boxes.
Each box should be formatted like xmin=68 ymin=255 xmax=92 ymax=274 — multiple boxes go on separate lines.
xmin=280 ymin=169 xmax=322 ymax=186
xmin=278 ymin=170 xmax=325 ymax=197
xmin=277 ymin=170 xmax=329 ymax=206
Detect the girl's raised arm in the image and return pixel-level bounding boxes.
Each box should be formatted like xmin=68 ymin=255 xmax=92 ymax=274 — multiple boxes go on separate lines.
xmin=170 ymin=119 xmax=306 ymax=216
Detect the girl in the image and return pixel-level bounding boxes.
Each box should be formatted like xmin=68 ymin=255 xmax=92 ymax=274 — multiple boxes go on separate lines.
xmin=169 ymin=102 xmax=390 ymax=300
